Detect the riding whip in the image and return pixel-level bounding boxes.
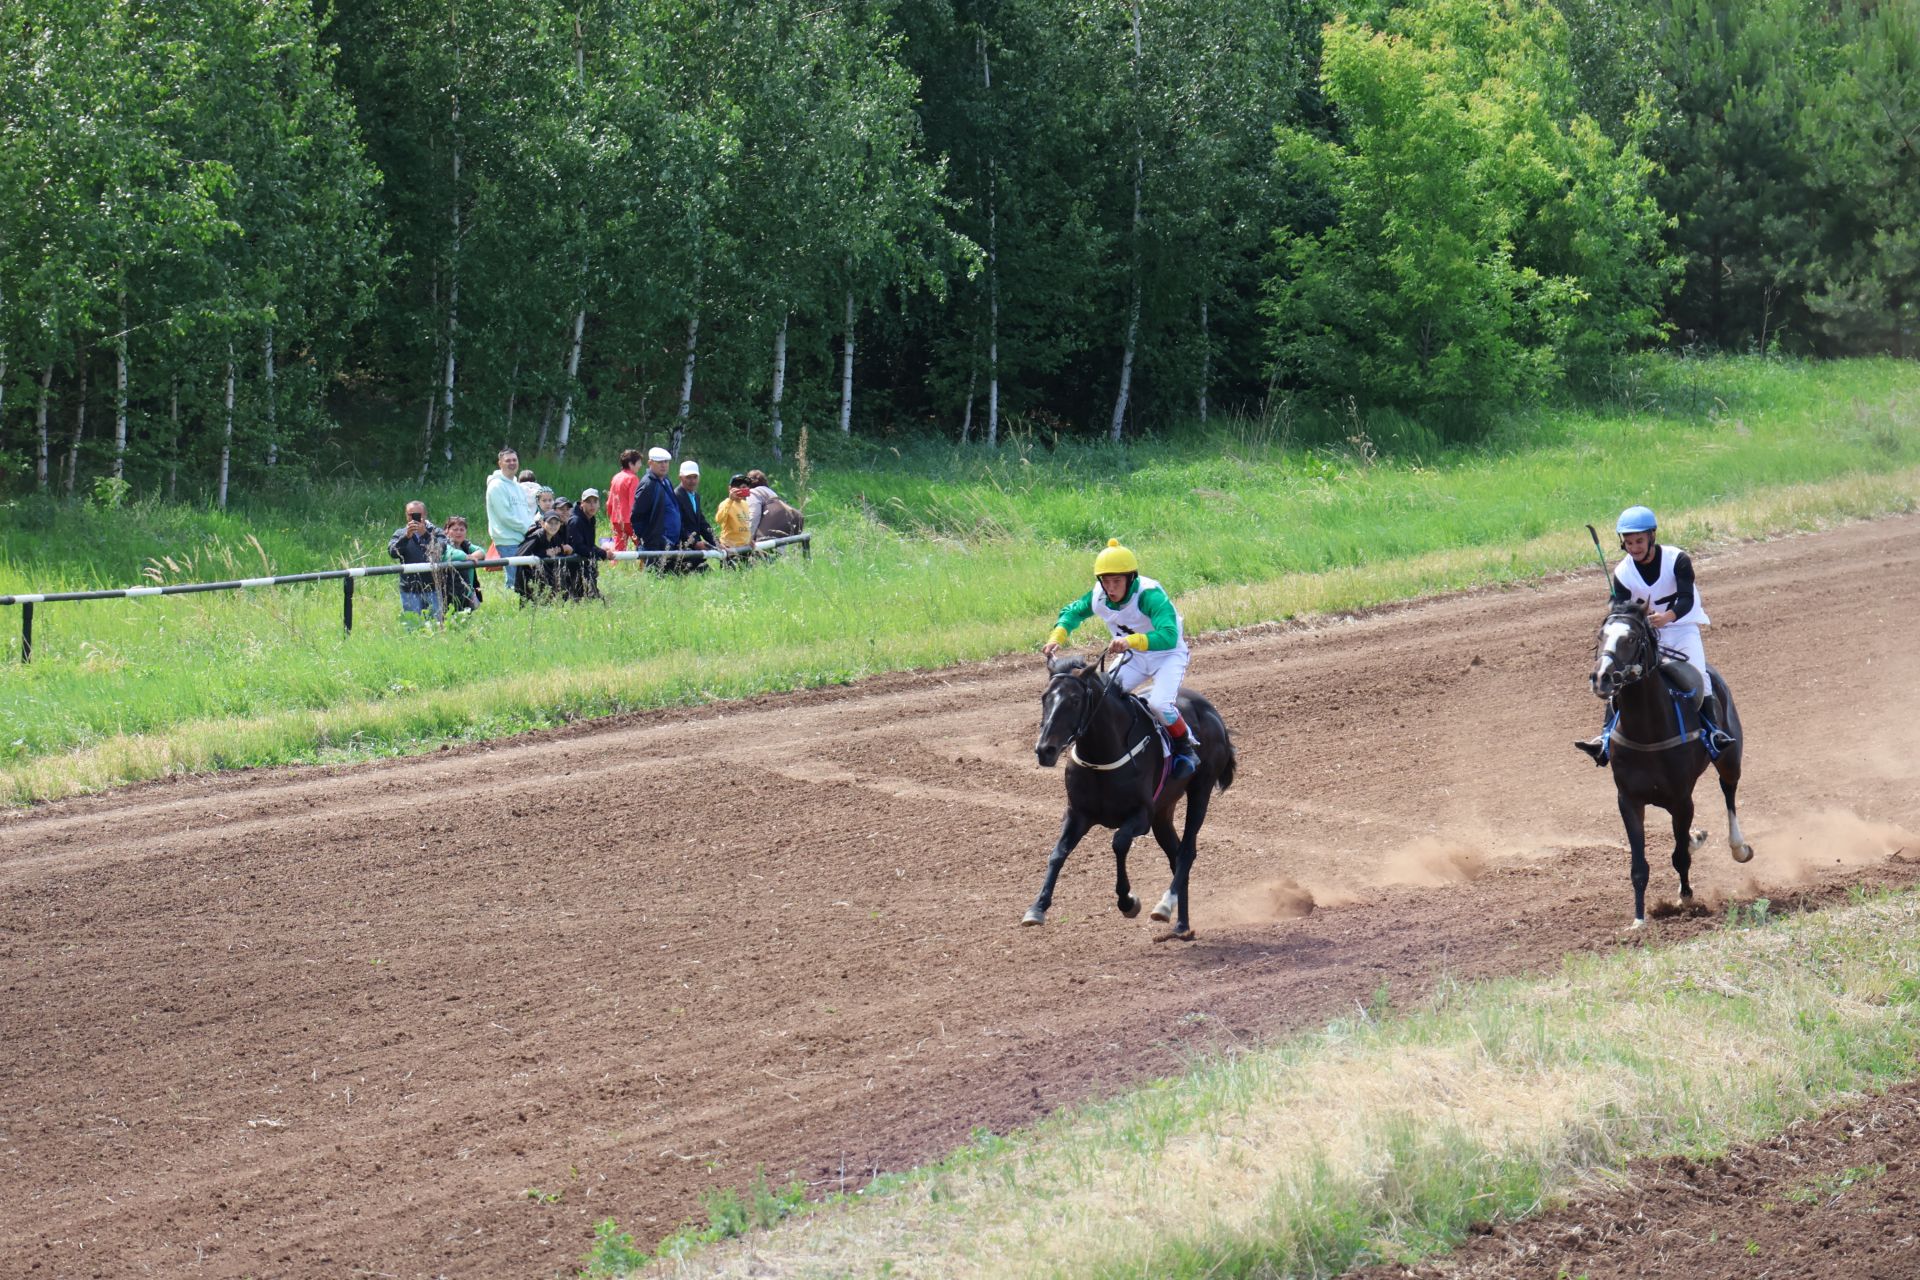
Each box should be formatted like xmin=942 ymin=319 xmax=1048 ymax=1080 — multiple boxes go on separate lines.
xmin=1584 ymin=524 xmax=1612 ymax=590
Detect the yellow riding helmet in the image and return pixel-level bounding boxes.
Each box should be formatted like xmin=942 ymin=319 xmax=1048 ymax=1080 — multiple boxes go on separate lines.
xmin=1093 ymin=538 xmax=1139 ymax=576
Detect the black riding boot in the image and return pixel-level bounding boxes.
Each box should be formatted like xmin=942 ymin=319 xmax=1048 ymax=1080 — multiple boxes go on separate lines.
xmin=1698 ymin=694 xmax=1735 ymax=751
xmin=1574 ymin=704 xmax=1609 ymax=766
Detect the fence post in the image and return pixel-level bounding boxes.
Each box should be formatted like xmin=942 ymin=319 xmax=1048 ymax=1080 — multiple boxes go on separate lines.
xmin=20 ymin=602 xmax=32 ymax=664
xmin=343 ymin=576 xmax=354 ymax=637
xmin=801 ymin=535 xmax=811 ymax=561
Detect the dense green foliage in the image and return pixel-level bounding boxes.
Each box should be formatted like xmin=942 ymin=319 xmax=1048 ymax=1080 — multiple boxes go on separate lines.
xmin=2 ymin=0 xmax=1916 ymax=502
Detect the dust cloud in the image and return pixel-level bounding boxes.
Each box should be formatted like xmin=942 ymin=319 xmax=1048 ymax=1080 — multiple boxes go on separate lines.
xmin=1376 ymin=837 xmax=1488 ymax=888
xmin=1739 ymin=808 xmax=1914 ymax=891
xmin=1212 ymin=876 xmax=1364 ymax=924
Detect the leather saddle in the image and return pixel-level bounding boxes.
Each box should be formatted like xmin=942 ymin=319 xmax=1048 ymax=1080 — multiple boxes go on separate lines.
xmin=1657 ymin=659 xmax=1704 ymax=709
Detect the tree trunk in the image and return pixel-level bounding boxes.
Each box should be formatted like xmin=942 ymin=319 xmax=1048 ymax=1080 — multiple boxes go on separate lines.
xmin=678 ymin=311 xmax=699 ymax=420
xmin=839 ymin=288 xmax=855 ymax=435
xmin=557 ymin=305 xmax=585 ymax=460
xmin=1197 ymin=297 xmax=1210 ymax=423
xmin=961 ymin=365 xmax=976 ymax=444
xmin=36 ymin=363 xmax=52 ymax=488
xmin=263 ymin=326 xmax=277 ymax=467
xmin=771 ymin=313 xmax=788 ymax=461
xmin=417 ymin=344 xmax=439 ymax=483
xmin=1109 ymin=1 xmax=1144 ymax=443
xmin=219 ymin=349 xmax=235 ymax=509
xmin=981 ymin=33 xmax=1000 ymax=449
xmin=114 ymin=286 xmax=129 ymax=478
xmin=66 ymin=374 xmax=85 ymax=497
xmin=169 ymin=378 xmax=180 ymax=500
xmin=503 ymin=354 xmax=518 ymax=434
xmin=442 ymin=95 xmax=461 ymax=465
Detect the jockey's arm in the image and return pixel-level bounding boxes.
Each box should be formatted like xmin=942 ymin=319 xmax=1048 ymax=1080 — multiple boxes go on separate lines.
xmin=1132 ymin=586 xmax=1181 ymax=651
xmin=1046 ymin=591 xmax=1096 ymax=651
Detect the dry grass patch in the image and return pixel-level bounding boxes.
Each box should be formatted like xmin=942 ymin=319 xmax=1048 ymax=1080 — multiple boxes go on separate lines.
xmin=638 ymin=891 xmax=1920 ymax=1279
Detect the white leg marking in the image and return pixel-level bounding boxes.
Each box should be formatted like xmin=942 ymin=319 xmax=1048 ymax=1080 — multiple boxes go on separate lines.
xmin=1728 ymin=810 xmax=1754 ymax=863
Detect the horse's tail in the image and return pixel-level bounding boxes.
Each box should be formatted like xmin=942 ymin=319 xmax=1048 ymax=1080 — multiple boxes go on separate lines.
xmin=1217 ymin=733 xmax=1237 ymax=793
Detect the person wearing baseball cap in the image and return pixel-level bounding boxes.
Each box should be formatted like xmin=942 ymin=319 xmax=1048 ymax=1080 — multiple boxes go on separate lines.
xmin=561 ymin=488 xmax=612 ymax=600
xmin=632 ymin=445 xmax=680 ymax=563
xmin=715 ymin=472 xmax=754 ymax=558
xmin=670 ymin=459 xmax=716 ymax=573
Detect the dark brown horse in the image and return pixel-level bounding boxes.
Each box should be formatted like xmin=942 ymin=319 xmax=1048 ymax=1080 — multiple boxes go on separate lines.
xmin=1590 ymin=601 xmax=1754 ymax=927
xmin=1026 ymin=655 xmax=1237 ymax=940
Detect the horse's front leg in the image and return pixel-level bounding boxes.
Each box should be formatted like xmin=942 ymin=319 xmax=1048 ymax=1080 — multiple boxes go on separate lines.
xmin=1669 ymin=793 xmax=1697 ymax=905
xmin=1618 ymin=792 xmax=1651 ymax=928
xmin=1023 ymin=808 xmax=1092 ymax=927
xmin=1111 ymin=809 xmax=1152 ymax=919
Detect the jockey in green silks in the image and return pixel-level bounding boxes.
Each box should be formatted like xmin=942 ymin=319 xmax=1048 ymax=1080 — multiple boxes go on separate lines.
xmin=1042 ymin=538 xmax=1201 ymax=779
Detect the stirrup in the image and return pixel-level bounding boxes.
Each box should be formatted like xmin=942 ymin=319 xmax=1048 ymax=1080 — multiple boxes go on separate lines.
xmin=1574 ymin=736 xmax=1608 ymax=767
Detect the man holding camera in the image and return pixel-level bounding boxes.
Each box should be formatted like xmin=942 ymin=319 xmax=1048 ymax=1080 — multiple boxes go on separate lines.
xmin=388 ymin=500 xmax=447 ymax=621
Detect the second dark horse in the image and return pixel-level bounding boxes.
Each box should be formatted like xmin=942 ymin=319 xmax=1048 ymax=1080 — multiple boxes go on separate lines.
xmin=1027 ymin=655 xmax=1237 ymax=940
xmin=1590 ymin=601 xmax=1755 ymax=927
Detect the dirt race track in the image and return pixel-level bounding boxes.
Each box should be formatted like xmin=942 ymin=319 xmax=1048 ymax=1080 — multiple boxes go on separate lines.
xmin=6 ymin=516 xmax=1920 ymax=1280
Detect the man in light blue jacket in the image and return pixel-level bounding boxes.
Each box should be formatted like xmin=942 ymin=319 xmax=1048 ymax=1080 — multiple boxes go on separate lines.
xmin=486 ymin=447 xmax=534 ymax=590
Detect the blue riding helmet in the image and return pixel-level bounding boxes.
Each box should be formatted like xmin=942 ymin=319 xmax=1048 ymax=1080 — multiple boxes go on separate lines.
xmin=1616 ymin=505 xmax=1658 ymax=535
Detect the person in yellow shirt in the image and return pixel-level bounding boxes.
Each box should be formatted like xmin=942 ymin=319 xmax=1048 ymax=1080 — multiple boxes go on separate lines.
xmin=714 ymin=473 xmax=754 ymax=560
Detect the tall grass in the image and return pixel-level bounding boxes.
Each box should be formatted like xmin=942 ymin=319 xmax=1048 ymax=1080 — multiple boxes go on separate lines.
xmin=1 ymin=355 xmax=1916 ymax=803
xmin=646 ymin=889 xmax=1920 ymax=1279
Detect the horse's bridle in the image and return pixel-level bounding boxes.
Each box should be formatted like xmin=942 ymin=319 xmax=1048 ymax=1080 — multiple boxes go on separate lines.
xmin=1046 ymin=667 xmax=1110 ymax=747
xmin=1593 ymin=608 xmax=1657 ymax=697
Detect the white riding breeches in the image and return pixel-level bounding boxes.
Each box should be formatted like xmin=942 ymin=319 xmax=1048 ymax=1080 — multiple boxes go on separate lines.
xmin=1657 ymin=623 xmax=1708 ymax=695
xmin=1124 ymin=646 xmax=1190 ymax=724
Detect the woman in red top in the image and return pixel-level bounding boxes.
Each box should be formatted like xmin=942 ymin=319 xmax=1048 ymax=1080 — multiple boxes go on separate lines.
xmin=607 ymin=448 xmax=642 ymax=551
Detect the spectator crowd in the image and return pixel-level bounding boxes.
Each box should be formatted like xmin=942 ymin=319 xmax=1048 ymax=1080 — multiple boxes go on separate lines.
xmin=386 ymin=443 xmax=804 ymax=621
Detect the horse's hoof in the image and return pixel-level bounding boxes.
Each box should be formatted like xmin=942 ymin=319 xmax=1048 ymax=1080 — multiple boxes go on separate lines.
xmin=1690 ymin=828 xmax=1708 ymax=851
xmin=1021 ymin=907 xmax=1046 ymax=927
xmin=1152 ymin=927 xmax=1198 ymax=943
xmin=1732 ymin=842 xmax=1754 ymax=864
xmin=1119 ymin=895 xmax=1141 ymax=919
xmin=1629 ymin=917 xmax=1647 ymax=930
xmin=1148 ymin=892 xmax=1178 ymax=923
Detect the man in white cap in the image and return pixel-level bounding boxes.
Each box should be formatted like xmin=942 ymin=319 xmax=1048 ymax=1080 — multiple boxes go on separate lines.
xmin=670 ymin=459 xmax=716 ymax=573
xmin=631 ymin=445 xmax=680 ymax=562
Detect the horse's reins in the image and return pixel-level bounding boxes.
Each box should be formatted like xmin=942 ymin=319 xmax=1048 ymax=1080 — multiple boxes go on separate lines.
xmin=1052 ymin=659 xmax=1155 ymax=771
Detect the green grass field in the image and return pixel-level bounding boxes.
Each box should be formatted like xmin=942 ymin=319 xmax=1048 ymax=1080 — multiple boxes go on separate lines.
xmin=2 ymin=354 xmax=1917 ymax=804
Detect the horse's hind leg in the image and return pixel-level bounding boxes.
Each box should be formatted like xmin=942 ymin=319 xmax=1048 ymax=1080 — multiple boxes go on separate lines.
xmin=1148 ymin=813 xmax=1181 ymax=922
xmin=1024 ymin=808 xmax=1091 ymax=926
xmin=1716 ymin=751 xmax=1753 ymax=864
xmin=1165 ymin=787 xmax=1215 ymax=941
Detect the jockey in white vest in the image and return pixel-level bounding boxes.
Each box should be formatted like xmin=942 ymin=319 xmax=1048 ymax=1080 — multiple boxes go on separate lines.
xmin=1577 ymin=505 xmax=1735 ymax=763
xmin=1042 ymin=538 xmax=1201 ymax=778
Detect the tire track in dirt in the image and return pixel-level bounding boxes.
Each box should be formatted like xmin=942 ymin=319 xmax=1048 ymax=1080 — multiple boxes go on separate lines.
xmin=5 ymin=516 xmax=1920 ymax=1278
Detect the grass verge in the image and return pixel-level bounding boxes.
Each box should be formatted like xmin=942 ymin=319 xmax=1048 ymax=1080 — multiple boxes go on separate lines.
xmin=2 ymin=355 xmax=1916 ymax=804
xmin=628 ymin=888 xmax=1920 ymax=1278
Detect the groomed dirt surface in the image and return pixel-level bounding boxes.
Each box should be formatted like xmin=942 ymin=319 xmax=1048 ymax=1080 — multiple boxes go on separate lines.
xmin=5 ymin=515 xmax=1920 ymax=1280
xmin=1350 ymin=1082 xmax=1920 ymax=1280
